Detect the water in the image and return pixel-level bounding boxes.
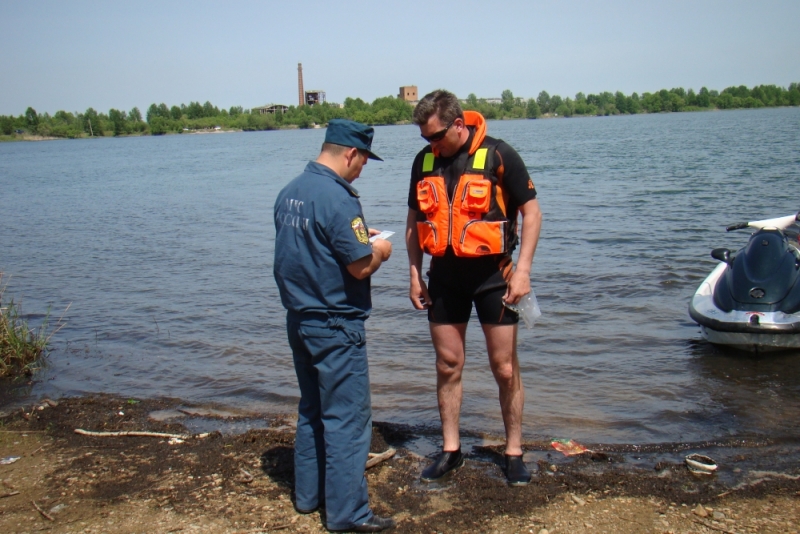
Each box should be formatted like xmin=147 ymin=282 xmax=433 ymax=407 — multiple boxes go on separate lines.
xmin=2 ymin=108 xmax=800 ymax=447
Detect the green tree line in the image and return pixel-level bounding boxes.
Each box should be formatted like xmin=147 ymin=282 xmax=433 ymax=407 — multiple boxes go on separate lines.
xmin=467 ymin=83 xmax=800 ymax=119
xmin=3 ymin=83 xmax=799 ymax=139
xmin=0 ymin=96 xmax=415 ymax=139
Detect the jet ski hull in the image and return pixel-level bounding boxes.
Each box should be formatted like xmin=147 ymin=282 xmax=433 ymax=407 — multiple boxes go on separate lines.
xmin=690 ymin=262 xmax=800 ymax=352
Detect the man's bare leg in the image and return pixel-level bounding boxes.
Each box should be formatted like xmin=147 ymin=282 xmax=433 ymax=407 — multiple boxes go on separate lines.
xmin=429 ymin=322 xmax=468 ymax=451
xmin=482 ymin=323 xmax=524 ymax=456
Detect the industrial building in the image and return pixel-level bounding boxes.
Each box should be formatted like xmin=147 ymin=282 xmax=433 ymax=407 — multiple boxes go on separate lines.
xmin=304 ymin=90 xmax=326 ymax=106
xmin=399 ymin=85 xmax=418 ymax=103
xmin=256 ymin=64 xmax=413 ymax=112
xmin=252 ymin=104 xmax=289 ymax=115
xmin=297 ymin=63 xmax=326 ymax=106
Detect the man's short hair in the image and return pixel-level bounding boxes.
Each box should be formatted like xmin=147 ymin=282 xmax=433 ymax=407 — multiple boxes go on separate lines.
xmin=320 ymin=143 xmax=370 ymax=162
xmin=413 ymin=90 xmax=464 ymax=126
xmin=320 ymin=142 xmax=350 ymax=156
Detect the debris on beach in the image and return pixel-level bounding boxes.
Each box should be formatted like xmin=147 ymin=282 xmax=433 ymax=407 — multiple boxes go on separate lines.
xmin=685 ymin=453 xmax=718 ymax=474
xmin=570 ymin=493 xmax=587 ymax=506
xmin=551 ymin=439 xmax=589 ymax=456
xmin=73 ymin=428 xmax=209 ymax=440
xmin=1 ymin=395 xmax=800 ymax=533
xmin=366 ymin=448 xmax=396 ymax=469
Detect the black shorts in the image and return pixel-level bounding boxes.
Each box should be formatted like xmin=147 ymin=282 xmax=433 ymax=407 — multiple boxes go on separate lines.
xmin=427 ymin=282 xmax=519 ymax=325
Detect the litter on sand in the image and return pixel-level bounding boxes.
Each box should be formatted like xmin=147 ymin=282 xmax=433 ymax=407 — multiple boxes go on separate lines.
xmin=685 ymin=453 xmax=718 ymax=474
xmin=551 ymin=439 xmax=589 ymax=456
xmin=0 ymin=457 xmax=21 ymax=465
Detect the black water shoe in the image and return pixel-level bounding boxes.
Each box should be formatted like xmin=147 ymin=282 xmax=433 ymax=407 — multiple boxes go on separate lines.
xmin=505 ymin=454 xmax=531 ymax=486
xmin=332 ymin=515 xmax=396 ymax=532
xmin=420 ymin=448 xmax=464 ymax=481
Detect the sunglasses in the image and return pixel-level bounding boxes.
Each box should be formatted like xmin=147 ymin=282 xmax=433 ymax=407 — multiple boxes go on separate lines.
xmin=420 ymin=119 xmax=455 ymax=143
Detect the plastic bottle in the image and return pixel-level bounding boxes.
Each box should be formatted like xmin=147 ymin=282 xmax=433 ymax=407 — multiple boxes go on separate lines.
xmin=503 ymin=291 xmax=542 ymax=329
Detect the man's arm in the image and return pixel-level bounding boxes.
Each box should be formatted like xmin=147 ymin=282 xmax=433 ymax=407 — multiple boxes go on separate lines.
xmin=405 ymin=208 xmax=431 ymax=309
xmin=504 ymin=198 xmax=542 ymax=304
xmin=346 ymin=238 xmax=392 ymax=280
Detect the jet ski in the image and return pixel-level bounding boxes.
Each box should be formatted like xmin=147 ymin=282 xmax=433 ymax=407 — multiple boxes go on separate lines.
xmin=689 ymin=212 xmax=800 ymax=352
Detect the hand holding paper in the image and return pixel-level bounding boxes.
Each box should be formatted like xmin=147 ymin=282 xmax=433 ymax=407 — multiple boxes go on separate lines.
xmin=369 ymin=230 xmax=395 ymax=243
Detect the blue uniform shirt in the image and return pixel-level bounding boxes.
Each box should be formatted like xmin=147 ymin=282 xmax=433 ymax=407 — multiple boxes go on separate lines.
xmin=274 ymin=161 xmax=374 ymax=319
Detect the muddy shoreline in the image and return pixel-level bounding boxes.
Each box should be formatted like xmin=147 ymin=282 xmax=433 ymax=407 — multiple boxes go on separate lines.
xmin=1 ymin=394 xmax=798 ymax=533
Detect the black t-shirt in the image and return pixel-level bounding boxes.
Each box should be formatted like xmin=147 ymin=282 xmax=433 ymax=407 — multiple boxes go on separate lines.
xmin=408 ymin=128 xmax=538 ymax=291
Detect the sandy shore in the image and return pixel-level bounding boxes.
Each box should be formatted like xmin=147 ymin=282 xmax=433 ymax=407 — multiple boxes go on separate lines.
xmin=1 ymin=395 xmax=798 ymax=533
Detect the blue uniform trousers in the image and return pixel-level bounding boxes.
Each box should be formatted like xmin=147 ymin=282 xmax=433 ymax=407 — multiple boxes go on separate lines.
xmin=287 ymin=315 xmax=373 ymax=530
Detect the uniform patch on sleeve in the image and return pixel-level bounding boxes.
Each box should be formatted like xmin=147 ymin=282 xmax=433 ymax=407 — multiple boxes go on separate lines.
xmin=351 ymin=217 xmax=369 ymax=244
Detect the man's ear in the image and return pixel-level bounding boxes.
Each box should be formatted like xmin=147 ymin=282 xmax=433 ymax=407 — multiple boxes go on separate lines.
xmin=345 ymin=146 xmax=359 ymax=165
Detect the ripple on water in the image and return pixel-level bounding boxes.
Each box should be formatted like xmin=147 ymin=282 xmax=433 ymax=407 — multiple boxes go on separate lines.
xmin=1 ymin=109 xmax=800 ymax=444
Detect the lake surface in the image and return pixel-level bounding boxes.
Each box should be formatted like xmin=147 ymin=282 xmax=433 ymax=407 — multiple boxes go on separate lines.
xmin=2 ymin=108 xmax=800 ymax=447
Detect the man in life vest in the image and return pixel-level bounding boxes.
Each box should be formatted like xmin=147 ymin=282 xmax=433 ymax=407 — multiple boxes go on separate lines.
xmin=405 ymin=90 xmax=542 ymax=486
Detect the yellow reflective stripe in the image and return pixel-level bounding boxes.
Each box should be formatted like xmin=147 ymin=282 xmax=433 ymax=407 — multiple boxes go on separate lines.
xmin=422 ymin=153 xmax=435 ymax=172
xmin=472 ymin=148 xmax=488 ymax=170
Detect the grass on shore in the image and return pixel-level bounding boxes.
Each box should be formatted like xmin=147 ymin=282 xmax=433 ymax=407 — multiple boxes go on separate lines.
xmin=0 ymin=273 xmax=66 ymax=377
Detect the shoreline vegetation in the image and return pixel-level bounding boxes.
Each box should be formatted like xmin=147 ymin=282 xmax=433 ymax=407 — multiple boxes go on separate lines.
xmin=2 ymin=82 xmax=799 ymax=141
xmin=0 ymin=274 xmax=65 ymax=379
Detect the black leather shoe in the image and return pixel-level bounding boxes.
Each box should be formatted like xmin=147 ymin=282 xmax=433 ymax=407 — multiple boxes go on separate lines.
xmin=295 ymin=504 xmax=318 ymax=514
xmin=421 ymin=448 xmax=464 ymax=481
xmin=505 ymin=454 xmax=531 ymax=486
xmin=343 ymin=515 xmax=396 ymax=532
xmin=295 ymin=499 xmax=324 ymax=514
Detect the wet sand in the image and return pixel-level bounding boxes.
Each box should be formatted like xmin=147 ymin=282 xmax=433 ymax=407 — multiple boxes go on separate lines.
xmin=1 ymin=395 xmax=798 ymax=533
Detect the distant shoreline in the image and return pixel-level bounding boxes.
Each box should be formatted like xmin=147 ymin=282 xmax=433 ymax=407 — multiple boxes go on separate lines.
xmin=0 ymin=128 xmax=244 ymax=142
xmin=2 ymin=105 xmax=796 ymax=143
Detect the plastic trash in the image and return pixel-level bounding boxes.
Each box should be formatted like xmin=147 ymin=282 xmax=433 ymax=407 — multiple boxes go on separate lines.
xmin=503 ymin=290 xmax=542 ymax=329
xmin=551 ymin=439 xmax=589 ymax=456
xmin=0 ymin=456 xmax=21 ymax=465
xmin=685 ymin=453 xmax=717 ymax=474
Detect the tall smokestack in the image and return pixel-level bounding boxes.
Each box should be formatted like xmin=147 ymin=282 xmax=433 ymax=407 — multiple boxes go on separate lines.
xmin=297 ymin=63 xmax=304 ymax=107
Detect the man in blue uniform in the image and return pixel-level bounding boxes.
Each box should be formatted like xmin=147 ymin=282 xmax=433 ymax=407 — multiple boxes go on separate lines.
xmin=273 ymin=119 xmax=395 ymax=532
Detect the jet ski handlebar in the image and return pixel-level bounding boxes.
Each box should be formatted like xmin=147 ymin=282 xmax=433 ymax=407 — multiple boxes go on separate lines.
xmin=726 ymin=212 xmax=800 ymax=232
xmin=725 ymin=221 xmax=749 ymax=232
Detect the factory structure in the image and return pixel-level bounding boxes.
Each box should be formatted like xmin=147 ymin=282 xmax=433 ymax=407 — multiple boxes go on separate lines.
xmin=398 ymin=85 xmax=418 ymax=103
xmin=252 ymin=64 xmax=416 ymax=114
xmin=297 ymin=63 xmax=326 ymax=106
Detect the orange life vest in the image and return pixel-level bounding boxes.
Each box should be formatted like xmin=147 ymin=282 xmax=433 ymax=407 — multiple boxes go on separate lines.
xmin=416 ymin=111 xmax=514 ymax=257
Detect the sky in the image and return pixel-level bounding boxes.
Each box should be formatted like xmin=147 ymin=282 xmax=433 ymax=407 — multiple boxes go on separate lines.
xmin=2 ymin=0 xmax=799 ymax=116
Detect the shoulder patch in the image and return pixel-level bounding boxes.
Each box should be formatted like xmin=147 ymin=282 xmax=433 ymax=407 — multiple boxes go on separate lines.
xmin=351 ymin=217 xmax=369 ymax=244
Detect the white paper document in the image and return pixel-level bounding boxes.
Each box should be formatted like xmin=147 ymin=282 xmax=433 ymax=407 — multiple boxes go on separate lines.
xmin=369 ymin=230 xmax=395 ymax=243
